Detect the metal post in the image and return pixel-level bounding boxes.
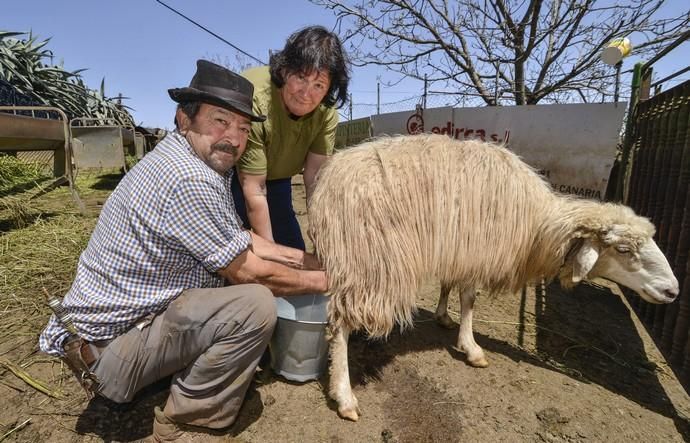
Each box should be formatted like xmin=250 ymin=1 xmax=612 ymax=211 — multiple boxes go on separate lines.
xmin=640 ymin=67 xmax=653 ymax=101
xmin=615 ymin=62 xmax=643 ymax=202
xmin=423 ymin=74 xmax=428 ymax=109
xmin=377 ymin=81 xmax=380 ymax=115
xmin=349 ymin=93 xmax=353 ymax=120
xmin=614 ymin=61 xmax=622 ymax=104
xmin=494 ymin=62 xmax=500 ymax=105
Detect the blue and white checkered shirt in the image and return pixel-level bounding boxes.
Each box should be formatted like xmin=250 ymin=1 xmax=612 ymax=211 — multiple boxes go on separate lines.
xmin=39 ymin=131 xmax=251 ymax=356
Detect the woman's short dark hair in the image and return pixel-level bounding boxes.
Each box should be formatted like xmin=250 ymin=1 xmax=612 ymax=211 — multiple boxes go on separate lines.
xmin=174 ymin=101 xmax=202 ymax=128
xmin=269 ymin=25 xmax=350 ymax=109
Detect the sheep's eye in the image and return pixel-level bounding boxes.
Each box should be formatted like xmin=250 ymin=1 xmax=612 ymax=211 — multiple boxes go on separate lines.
xmin=614 ymin=245 xmax=631 ymax=254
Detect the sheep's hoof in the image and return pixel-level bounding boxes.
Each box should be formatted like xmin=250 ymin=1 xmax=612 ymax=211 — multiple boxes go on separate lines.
xmin=338 ymin=405 xmax=360 ymax=421
xmin=468 ymin=355 xmax=489 ymax=368
xmin=435 ymin=314 xmax=457 ymax=329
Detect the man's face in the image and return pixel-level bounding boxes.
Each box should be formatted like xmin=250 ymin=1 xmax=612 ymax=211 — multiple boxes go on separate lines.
xmin=280 ymin=69 xmax=331 ymax=117
xmin=178 ymin=103 xmax=252 ymax=175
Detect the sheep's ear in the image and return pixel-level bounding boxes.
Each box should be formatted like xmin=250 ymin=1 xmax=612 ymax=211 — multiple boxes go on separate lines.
xmin=572 ymin=239 xmax=599 ymax=283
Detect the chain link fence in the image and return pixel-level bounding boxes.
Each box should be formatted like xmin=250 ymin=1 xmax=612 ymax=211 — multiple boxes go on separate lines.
xmin=341 ymin=91 xmax=514 ymax=121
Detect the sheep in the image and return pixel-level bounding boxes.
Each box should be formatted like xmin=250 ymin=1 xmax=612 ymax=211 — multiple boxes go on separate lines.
xmin=307 ymin=134 xmax=679 ymax=421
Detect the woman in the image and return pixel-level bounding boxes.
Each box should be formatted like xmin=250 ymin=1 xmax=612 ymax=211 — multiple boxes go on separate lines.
xmin=231 ymin=25 xmax=350 ymax=250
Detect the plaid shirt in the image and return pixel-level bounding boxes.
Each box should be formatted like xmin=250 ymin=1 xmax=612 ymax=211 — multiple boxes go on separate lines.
xmin=39 ymin=132 xmax=251 ymax=356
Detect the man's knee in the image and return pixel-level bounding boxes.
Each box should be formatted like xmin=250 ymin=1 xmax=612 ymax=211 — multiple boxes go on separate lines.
xmin=242 ymin=284 xmax=277 ymax=332
xmin=218 ymin=284 xmax=276 ymax=337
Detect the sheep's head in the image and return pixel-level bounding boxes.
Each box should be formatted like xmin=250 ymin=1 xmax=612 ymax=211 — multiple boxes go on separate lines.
xmin=561 ymin=220 xmax=678 ymax=304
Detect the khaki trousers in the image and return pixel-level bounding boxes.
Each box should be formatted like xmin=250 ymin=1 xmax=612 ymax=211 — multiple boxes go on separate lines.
xmin=90 ymin=284 xmax=276 ymax=428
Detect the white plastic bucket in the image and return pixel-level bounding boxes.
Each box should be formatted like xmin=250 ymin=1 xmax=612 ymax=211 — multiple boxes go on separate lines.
xmin=269 ymin=294 xmax=330 ymax=382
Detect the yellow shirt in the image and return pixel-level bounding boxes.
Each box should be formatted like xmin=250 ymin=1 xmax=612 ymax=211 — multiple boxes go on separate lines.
xmin=238 ymin=66 xmax=338 ymax=180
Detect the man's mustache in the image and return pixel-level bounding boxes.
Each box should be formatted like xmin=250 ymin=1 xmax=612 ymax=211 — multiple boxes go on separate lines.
xmin=212 ymin=142 xmax=239 ymax=156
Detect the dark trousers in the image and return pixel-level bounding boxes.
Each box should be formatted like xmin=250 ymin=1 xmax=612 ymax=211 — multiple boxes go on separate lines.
xmin=231 ymin=170 xmax=306 ymax=251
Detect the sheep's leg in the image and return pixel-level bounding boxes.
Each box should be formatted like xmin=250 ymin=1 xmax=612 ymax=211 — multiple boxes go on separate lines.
xmin=328 ymin=325 xmax=360 ymax=421
xmin=456 ymin=287 xmax=488 ymax=368
xmin=435 ymin=284 xmax=458 ymax=329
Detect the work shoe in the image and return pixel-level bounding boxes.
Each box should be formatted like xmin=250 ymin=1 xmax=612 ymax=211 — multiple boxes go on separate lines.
xmin=151 ymin=406 xmax=232 ymax=442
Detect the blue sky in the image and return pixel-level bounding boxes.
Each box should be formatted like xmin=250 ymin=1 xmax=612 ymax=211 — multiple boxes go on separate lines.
xmin=3 ymin=0 xmax=689 ymax=129
xmin=6 ymin=0 xmax=416 ymax=129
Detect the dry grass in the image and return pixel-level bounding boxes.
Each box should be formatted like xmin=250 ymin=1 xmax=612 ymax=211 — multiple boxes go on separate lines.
xmin=0 ymin=155 xmax=47 ymax=195
xmin=0 ymin=160 xmax=113 ymax=374
xmin=0 ymin=163 xmax=110 ymax=439
xmin=0 ymin=197 xmax=33 ymax=230
xmin=0 ymin=212 xmax=95 ymax=327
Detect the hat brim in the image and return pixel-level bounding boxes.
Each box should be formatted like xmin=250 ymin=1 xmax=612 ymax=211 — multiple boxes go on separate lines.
xmin=168 ymin=87 xmax=266 ymax=122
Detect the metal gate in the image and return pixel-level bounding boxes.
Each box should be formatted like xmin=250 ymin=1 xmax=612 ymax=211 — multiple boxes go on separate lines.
xmin=621 ymin=50 xmax=690 ymax=388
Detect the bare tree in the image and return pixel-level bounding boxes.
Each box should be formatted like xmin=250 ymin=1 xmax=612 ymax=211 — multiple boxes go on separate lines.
xmin=312 ymin=0 xmax=689 ymax=105
xmin=203 ymin=52 xmax=261 ymax=74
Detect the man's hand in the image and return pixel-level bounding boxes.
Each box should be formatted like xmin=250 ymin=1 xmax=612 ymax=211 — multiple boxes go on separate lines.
xmin=303 ymin=252 xmax=324 ymax=271
xmin=250 ymin=231 xmax=317 ymax=270
xmin=220 ymin=247 xmax=328 ymax=295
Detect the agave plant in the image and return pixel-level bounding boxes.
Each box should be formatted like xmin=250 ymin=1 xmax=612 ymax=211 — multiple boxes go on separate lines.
xmin=0 ymin=31 xmax=134 ymax=126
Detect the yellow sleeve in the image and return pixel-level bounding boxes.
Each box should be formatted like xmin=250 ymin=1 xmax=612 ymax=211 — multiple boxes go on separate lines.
xmin=237 ymin=124 xmax=268 ymax=175
xmin=308 ymin=107 xmax=338 ymax=155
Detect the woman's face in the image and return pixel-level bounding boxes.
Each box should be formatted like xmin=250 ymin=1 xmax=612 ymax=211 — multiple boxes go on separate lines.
xmin=280 ymin=69 xmax=331 ymax=117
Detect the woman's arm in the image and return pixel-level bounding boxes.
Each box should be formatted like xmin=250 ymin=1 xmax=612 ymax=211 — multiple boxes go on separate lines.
xmin=303 ymin=151 xmax=329 ymax=203
xmin=249 ymin=231 xmax=323 ymax=270
xmin=239 ymin=171 xmax=274 ymax=241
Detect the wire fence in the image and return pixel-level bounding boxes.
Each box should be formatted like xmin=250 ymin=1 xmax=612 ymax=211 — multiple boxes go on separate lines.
xmin=341 ymin=92 xmax=485 ymax=121
xmin=340 ymin=66 xmax=690 ymax=122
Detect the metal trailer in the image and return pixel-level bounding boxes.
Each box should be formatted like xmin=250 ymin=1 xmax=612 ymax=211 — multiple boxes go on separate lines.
xmin=0 ymin=105 xmax=84 ymax=212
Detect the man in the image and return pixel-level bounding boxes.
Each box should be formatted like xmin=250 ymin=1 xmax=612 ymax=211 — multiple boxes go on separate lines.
xmin=39 ymin=60 xmax=328 ymax=441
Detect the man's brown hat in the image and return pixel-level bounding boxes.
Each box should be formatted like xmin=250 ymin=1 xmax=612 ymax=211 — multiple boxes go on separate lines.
xmin=168 ymin=60 xmax=266 ymax=122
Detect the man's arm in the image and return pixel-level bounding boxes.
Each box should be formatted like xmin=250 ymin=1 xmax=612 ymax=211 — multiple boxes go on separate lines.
xmin=303 ymin=151 xmax=329 ymax=203
xmin=249 ymin=231 xmax=323 ymax=270
xmin=238 ymin=171 xmax=273 ymax=241
xmin=219 ymin=247 xmax=328 ymax=296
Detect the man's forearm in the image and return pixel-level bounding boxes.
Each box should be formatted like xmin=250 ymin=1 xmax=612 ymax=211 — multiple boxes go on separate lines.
xmin=222 ymin=248 xmax=328 ymax=296
xmin=250 ymin=232 xmax=322 ymax=270
xmin=258 ymin=268 xmax=328 ymax=296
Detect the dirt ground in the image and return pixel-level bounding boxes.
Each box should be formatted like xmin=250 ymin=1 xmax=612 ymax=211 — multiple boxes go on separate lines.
xmin=1 ymin=172 xmax=690 ymax=442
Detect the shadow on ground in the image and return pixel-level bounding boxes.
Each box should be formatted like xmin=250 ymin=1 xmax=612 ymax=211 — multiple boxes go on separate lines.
xmin=324 ymin=282 xmax=690 ymax=440
xmin=89 ymin=172 xmax=125 ymax=191
xmin=0 ymin=210 xmax=58 ymax=233
xmin=74 ymin=376 xmax=265 ymax=442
